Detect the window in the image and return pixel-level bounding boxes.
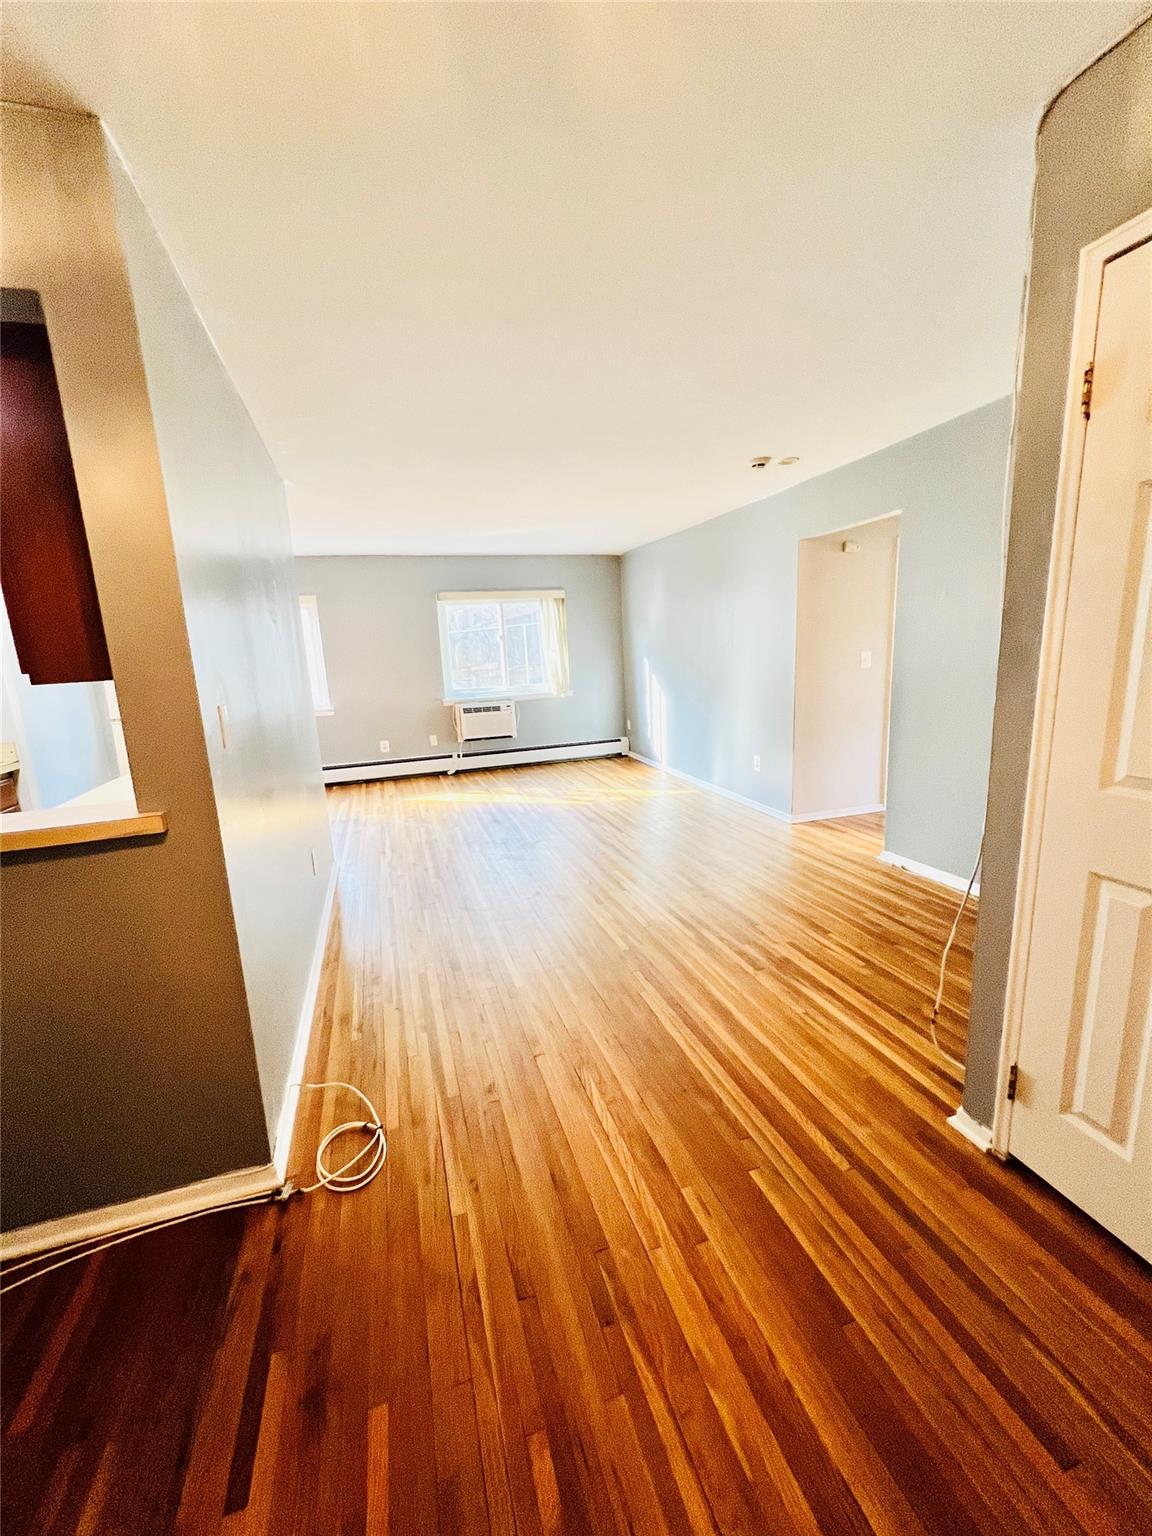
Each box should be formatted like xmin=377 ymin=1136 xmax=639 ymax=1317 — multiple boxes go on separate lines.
xmin=437 ymin=590 xmax=570 ymax=701
xmin=298 ymin=595 xmax=332 ymax=714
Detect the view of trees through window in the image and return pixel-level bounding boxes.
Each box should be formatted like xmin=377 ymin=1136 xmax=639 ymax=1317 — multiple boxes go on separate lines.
xmin=443 ymin=599 xmax=549 ymax=696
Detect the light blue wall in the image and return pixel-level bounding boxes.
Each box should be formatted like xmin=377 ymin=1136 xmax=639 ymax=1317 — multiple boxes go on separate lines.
xmin=4 ymin=678 xmax=117 ymax=808
xmin=0 ymin=597 xmax=118 ymax=808
xmin=623 ymin=398 xmax=1011 ymax=880
xmin=114 ymin=153 xmax=334 ymax=1149
xmin=295 ymin=555 xmax=625 ymax=767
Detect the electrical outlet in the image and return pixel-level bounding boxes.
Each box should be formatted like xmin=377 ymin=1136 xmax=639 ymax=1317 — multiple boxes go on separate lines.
xmin=216 ymin=702 xmax=229 ymax=750
xmin=309 ymin=846 xmax=319 ymax=876
xmin=626 ymin=718 xmax=632 ymax=732
xmin=753 ymin=754 xmax=761 ymax=772
xmin=429 ymin=733 xmax=438 ymax=747
xmin=860 ymin=650 xmax=873 ymax=670
xmin=379 ymin=739 xmax=390 ymax=754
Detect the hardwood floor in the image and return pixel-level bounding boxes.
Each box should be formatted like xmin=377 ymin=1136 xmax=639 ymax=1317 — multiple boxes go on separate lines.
xmin=3 ymin=757 xmax=1150 ymax=1535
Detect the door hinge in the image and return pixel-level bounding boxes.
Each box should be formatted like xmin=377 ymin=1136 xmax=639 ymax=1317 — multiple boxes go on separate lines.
xmin=1006 ymin=1063 xmax=1019 ymax=1102
xmin=1081 ymin=361 xmax=1094 ymax=421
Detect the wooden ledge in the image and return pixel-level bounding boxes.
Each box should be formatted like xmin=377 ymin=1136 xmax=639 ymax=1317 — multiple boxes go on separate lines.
xmin=0 ymin=811 xmax=167 ymax=854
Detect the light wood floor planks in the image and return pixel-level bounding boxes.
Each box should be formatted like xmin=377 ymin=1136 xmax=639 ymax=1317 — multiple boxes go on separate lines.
xmin=3 ymin=757 xmax=1150 ymax=1534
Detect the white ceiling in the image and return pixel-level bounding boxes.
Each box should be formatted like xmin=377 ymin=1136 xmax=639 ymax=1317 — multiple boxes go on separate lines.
xmin=4 ymin=3 xmax=1144 ymax=555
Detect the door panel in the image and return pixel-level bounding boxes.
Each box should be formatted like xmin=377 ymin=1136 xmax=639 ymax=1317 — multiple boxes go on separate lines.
xmin=1009 ymin=236 xmax=1152 ymax=1260
xmin=1065 ymin=874 xmax=1151 ymax=1149
xmin=1103 ymin=489 xmax=1152 ymax=792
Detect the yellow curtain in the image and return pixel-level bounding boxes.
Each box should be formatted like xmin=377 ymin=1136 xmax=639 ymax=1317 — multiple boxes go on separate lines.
xmin=542 ymin=596 xmax=570 ymax=696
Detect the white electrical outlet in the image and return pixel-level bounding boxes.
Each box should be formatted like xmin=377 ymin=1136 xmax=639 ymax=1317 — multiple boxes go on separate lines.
xmin=429 ymin=733 xmax=438 ymax=747
xmin=861 ymin=650 xmax=873 ymax=670
xmin=753 ymin=754 xmax=761 ymax=772
xmin=309 ymin=847 xmax=318 ymax=876
xmin=379 ymin=739 xmax=390 ymax=754
xmin=626 ymin=718 xmax=632 ymax=732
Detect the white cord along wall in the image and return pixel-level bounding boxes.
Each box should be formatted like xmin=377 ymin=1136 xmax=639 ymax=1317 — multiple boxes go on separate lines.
xmin=0 ymin=1080 xmax=386 ymax=1295
xmin=928 ymin=833 xmax=984 ymax=1072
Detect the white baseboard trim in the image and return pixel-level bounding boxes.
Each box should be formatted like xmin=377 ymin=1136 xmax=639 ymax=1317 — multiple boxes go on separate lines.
xmin=324 ymin=737 xmax=627 ymax=785
xmin=790 ymin=803 xmax=885 ymax=823
xmin=946 ymin=1107 xmax=993 ymax=1153
xmin=272 ymin=859 xmax=338 ymax=1181
xmin=878 ymin=849 xmax=980 ymax=898
xmin=627 ymin=752 xmax=792 ymax=822
xmin=0 ymin=1161 xmax=279 ymax=1262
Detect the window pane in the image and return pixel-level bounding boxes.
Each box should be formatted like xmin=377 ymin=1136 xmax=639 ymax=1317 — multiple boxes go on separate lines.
xmin=502 ymin=601 xmax=538 ymax=624
xmin=447 ymin=620 xmax=504 ymax=694
xmin=298 ymin=595 xmax=331 ymax=712
xmin=439 ymin=594 xmax=562 ymax=697
xmin=523 ymin=613 xmax=547 ymax=687
xmin=502 ymin=601 xmax=547 ymax=690
xmin=505 ymin=618 xmax=529 ymax=689
xmin=447 ymin=602 xmax=499 ymax=634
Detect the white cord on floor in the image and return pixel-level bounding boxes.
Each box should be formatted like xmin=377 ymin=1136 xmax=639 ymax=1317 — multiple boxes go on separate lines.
xmin=928 ymin=834 xmax=983 ymax=1072
xmin=290 ymin=1080 xmax=388 ymax=1194
xmin=0 ymin=1194 xmax=272 ymax=1295
xmin=0 ymin=1081 xmax=386 ymax=1295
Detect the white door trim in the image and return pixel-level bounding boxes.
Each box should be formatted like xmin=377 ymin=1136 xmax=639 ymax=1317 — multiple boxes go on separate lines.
xmin=992 ymin=207 xmax=1152 ymax=1158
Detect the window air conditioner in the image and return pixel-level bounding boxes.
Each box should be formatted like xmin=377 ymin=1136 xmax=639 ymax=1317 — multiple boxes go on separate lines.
xmin=452 ymin=701 xmax=518 ymax=742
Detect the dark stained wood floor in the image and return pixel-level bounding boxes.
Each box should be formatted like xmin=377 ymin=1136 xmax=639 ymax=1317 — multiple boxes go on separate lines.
xmin=3 ymin=758 xmax=1150 ymax=1535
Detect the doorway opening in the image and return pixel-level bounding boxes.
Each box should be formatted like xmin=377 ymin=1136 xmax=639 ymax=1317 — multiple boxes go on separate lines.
xmin=792 ymin=513 xmax=900 ymax=821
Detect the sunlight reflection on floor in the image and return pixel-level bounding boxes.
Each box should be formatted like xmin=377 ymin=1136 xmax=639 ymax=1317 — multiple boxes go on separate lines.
xmin=402 ymin=786 xmax=695 ymax=806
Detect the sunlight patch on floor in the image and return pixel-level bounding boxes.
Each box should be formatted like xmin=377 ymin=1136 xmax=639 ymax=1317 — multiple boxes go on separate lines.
xmin=402 ymin=785 xmax=697 ymax=806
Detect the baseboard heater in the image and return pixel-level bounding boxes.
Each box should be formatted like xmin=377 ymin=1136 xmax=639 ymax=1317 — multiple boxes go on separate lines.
xmin=323 ymin=737 xmax=628 ymax=785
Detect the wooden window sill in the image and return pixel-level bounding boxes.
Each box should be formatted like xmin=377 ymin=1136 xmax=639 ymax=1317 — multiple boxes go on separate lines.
xmin=0 ymin=810 xmax=167 ymax=853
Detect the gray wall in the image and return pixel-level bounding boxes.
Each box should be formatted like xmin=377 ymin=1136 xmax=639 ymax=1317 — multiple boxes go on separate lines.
xmin=112 ymin=154 xmax=334 ymax=1147
xmin=1 ymin=106 xmax=269 ymax=1230
xmin=295 ymin=555 xmax=624 ymax=767
xmin=622 ymin=398 xmax=1011 ymax=880
xmin=1 ymin=106 xmax=331 ymax=1231
xmin=963 ymin=21 xmax=1152 ymax=1127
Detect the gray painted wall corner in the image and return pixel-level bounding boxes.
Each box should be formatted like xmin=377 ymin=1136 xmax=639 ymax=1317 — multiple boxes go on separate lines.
xmin=962 ymin=20 xmax=1152 ymax=1128
xmin=0 ymin=106 xmax=271 ymax=1230
xmin=622 ymin=398 xmax=1012 ymax=883
xmin=295 ymin=554 xmax=625 ymax=769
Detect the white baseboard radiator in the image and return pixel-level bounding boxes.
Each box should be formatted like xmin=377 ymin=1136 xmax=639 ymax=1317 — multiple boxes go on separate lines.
xmin=323 ymin=737 xmax=629 ymax=785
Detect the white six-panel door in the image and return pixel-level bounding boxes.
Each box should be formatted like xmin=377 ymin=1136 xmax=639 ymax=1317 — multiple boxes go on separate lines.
xmin=1007 ymin=226 xmax=1151 ymax=1261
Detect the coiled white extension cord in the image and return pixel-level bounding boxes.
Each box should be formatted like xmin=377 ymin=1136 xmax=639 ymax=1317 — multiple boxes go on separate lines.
xmin=288 ymin=1080 xmax=388 ymax=1196
xmin=0 ymin=1080 xmax=385 ymax=1295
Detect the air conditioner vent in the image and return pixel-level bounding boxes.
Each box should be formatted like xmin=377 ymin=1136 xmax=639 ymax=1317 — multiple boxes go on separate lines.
xmin=452 ymin=701 xmax=517 ymax=742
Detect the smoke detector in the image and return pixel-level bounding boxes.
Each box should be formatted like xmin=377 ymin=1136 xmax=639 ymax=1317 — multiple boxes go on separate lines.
xmin=751 ymin=456 xmax=772 ymax=468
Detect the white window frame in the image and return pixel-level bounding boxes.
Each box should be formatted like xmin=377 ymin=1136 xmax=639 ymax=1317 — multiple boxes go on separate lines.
xmin=298 ymin=594 xmax=333 ymax=715
xmin=436 ymin=589 xmax=569 ymax=704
